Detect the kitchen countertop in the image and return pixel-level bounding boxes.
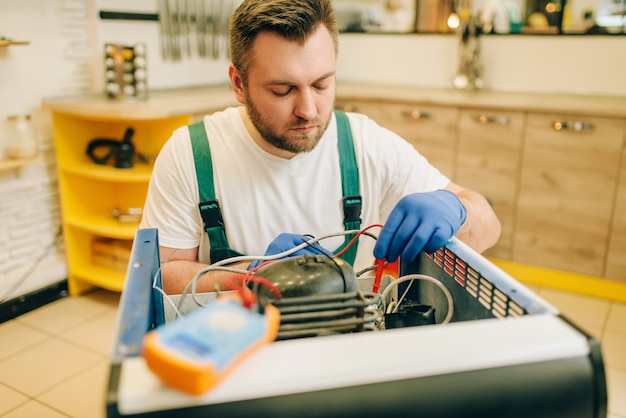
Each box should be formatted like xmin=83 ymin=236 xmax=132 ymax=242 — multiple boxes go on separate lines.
xmin=336 ymin=82 xmax=626 ymax=118
xmin=42 ymin=82 xmax=626 ymax=119
xmin=42 ymin=85 xmax=238 ymax=120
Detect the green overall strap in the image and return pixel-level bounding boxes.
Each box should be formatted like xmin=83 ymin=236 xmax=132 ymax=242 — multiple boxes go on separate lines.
xmin=189 ymin=121 xmax=244 ymax=264
xmin=334 ymin=110 xmax=362 ymax=266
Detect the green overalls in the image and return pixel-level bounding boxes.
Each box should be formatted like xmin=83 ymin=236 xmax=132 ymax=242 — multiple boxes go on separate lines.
xmin=189 ymin=110 xmax=361 ymax=265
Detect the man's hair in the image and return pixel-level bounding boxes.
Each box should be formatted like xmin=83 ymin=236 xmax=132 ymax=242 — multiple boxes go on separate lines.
xmin=229 ymin=0 xmax=338 ymax=84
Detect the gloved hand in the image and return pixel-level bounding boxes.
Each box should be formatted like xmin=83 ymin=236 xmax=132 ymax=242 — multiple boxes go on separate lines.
xmin=374 ymin=190 xmax=466 ymax=263
xmin=248 ymin=233 xmax=331 ymax=270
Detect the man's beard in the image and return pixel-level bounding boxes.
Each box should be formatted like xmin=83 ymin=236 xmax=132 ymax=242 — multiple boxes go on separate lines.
xmin=245 ymin=92 xmax=332 ymax=154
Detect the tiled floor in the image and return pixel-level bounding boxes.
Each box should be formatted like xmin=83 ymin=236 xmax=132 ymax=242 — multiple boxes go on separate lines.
xmin=0 ymin=286 xmax=624 ymax=417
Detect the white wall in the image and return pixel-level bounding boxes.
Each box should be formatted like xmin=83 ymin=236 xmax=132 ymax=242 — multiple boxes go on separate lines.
xmin=0 ymin=0 xmax=624 ymax=300
xmin=2 ymin=0 xmax=624 ymax=121
xmin=0 ymin=0 xmax=94 ymax=118
xmin=337 ymin=34 xmax=626 ymax=96
xmin=0 ymin=0 xmax=82 ymax=300
xmin=93 ymin=0 xmax=231 ymax=92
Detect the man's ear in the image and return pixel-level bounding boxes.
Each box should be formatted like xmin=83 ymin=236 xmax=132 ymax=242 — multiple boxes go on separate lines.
xmin=228 ymin=64 xmax=246 ymax=105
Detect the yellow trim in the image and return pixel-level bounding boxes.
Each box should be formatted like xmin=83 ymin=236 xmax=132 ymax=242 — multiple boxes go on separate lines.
xmin=489 ymin=258 xmax=626 ymax=304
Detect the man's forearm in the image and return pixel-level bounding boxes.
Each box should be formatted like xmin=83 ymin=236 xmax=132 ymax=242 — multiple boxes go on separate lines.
xmin=160 ymin=259 xmax=249 ymax=295
xmin=455 ymin=189 xmax=501 ymax=253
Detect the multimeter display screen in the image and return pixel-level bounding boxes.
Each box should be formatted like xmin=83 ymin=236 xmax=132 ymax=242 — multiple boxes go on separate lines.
xmin=169 ymin=334 xmax=213 ymax=358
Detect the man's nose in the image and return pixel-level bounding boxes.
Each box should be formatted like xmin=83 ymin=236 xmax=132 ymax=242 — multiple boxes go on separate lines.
xmin=293 ymin=89 xmax=317 ymax=120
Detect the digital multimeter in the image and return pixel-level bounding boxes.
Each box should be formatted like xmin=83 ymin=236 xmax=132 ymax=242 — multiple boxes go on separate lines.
xmin=142 ymin=296 xmax=280 ymax=395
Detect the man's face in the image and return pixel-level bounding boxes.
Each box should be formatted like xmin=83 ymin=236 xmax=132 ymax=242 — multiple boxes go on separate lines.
xmin=235 ymin=25 xmax=337 ymax=157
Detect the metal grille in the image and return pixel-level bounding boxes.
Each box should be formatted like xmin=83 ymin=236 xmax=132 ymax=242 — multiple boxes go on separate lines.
xmin=427 ymin=247 xmax=526 ymax=319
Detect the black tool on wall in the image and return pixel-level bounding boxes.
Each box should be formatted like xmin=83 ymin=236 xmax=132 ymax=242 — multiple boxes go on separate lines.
xmin=86 ymin=127 xmax=136 ymax=168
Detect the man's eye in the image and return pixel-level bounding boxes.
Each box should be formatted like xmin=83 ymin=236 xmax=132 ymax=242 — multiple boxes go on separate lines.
xmin=314 ymin=84 xmax=328 ymax=91
xmin=272 ymin=88 xmax=292 ymax=97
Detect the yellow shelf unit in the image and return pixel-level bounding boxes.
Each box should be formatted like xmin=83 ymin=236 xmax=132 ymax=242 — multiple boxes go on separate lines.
xmin=63 ymin=225 xmax=128 ymax=294
xmin=51 ymin=111 xmax=192 ymax=295
xmin=60 ymin=162 xmax=154 ymax=182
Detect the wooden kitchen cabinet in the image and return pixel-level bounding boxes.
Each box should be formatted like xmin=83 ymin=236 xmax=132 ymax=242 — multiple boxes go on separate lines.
xmin=336 ymin=86 xmax=626 ymax=285
xmin=334 ymin=83 xmax=626 ymax=298
xmin=606 ymin=129 xmax=626 ymax=284
xmin=455 ymin=108 xmax=525 ymax=259
xmin=336 ymin=100 xmax=458 ymax=179
xmin=335 ymin=99 xmax=387 ymax=125
xmin=514 ymin=113 xmax=624 ymax=277
xmin=374 ymin=102 xmax=458 ymax=179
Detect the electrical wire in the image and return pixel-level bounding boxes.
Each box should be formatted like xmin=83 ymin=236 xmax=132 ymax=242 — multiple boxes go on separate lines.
xmin=0 ymin=225 xmax=63 ymax=304
xmin=355 ymin=265 xmax=377 ymax=277
xmin=242 ymin=236 xmax=333 ymax=291
xmin=175 ymin=225 xmax=384 ymax=317
xmin=301 ymin=234 xmax=336 ymax=258
xmin=160 ymin=225 xmax=456 ymax=335
xmin=392 ymin=279 xmax=415 ymax=313
xmin=381 ymin=274 xmax=455 ymax=325
xmin=153 ymin=249 xmax=250 ymax=319
xmin=228 ymin=273 xmax=283 ymax=309
xmin=177 ymin=264 xmax=248 ymax=313
xmin=151 ymin=248 xmax=188 ymax=320
xmin=181 ymin=228 xmax=373 ymax=309
xmin=333 ymin=224 xmax=383 ymax=258
xmin=384 ymin=279 xmax=415 ymax=315
xmin=303 ymin=237 xmax=350 ymax=293
xmin=152 ymin=268 xmax=184 ymax=320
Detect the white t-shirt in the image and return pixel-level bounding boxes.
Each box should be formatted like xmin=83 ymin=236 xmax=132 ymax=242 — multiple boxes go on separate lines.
xmin=140 ymin=107 xmax=450 ymax=272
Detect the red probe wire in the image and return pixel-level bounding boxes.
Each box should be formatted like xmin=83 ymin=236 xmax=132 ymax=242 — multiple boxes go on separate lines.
xmin=372 ymin=258 xmax=386 ymax=294
xmin=334 ymin=223 xmax=383 ymax=258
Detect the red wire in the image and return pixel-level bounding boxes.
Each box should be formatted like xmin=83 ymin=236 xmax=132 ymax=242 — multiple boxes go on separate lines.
xmin=236 ymin=223 xmax=385 ymax=304
xmin=329 ymin=223 xmax=386 ymax=293
xmin=223 ymin=266 xmax=283 ymax=309
xmin=240 ymin=287 xmax=255 ymax=309
xmin=334 ymin=223 xmax=383 ymax=258
xmin=246 ymin=275 xmax=282 ymax=299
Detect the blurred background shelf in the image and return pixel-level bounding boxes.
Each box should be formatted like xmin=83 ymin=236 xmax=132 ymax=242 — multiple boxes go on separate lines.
xmin=65 ymin=216 xmax=140 ymax=240
xmin=60 ymin=163 xmax=154 ymax=182
xmin=43 ymin=88 xmax=236 ymax=295
xmin=0 ymin=38 xmax=30 ymax=47
xmin=71 ymin=263 xmax=127 ymax=293
xmin=0 ymin=156 xmax=42 ymax=171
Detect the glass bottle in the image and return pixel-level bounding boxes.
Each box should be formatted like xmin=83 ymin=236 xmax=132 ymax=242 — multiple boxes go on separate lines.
xmin=4 ymin=114 xmax=38 ymax=159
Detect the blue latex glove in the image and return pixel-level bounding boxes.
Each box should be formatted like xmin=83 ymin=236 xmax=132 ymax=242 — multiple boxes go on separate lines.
xmin=248 ymin=233 xmax=331 ymax=270
xmin=374 ymin=190 xmax=467 ymax=263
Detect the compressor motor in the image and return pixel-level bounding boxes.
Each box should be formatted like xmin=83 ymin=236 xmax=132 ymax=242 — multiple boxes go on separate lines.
xmin=249 ymin=254 xmax=383 ymax=340
xmin=245 ymin=254 xmax=438 ymax=340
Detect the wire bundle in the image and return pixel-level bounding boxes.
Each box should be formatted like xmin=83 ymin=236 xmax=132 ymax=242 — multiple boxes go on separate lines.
xmin=153 ymin=224 xmax=454 ymax=330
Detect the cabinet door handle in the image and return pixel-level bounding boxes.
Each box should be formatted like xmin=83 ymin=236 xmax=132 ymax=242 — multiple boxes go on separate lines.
xmin=335 ymin=104 xmax=358 ymax=112
xmin=475 ymin=115 xmax=510 ymax=125
xmin=553 ymin=120 xmax=595 ymax=131
xmin=401 ymin=109 xmax=432 ymax=120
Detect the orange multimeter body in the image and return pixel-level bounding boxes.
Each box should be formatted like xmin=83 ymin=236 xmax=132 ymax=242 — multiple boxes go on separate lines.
xmin=142 ymin=296 xmax=280 ymax=396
